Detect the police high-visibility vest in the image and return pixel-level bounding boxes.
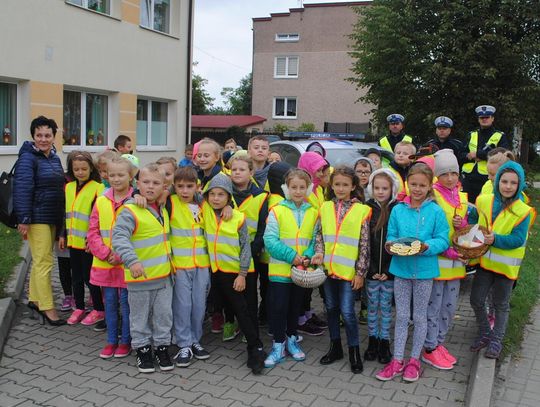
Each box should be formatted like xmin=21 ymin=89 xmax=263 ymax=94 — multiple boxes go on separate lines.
xmin=233 ymin=192 xmax=268 ymax=241
xmin=169 ymin=195 xmax=210 ymax=270
xmin=379 ymin=134 xmax=413 ymax=153
xmin=268 ymin=204 xmax=318 ymax=279
xmin=480 ymin=180 xmax=530 ymax=204
xmin=66 ymin=181 xmax=104 ymax=249
xmin=202 ymin=202 xmax=254 ymax=273
xmin=476 ymin=194 xmax=535 ymax=280
xmin=462 ymin=131 xmax=503 ymax=175
xmin=91 ymin=196 xmax=124 ymax=272
xmin=122 ymin=204 xmax=172 ymax=283
xmin=260 ymin=194 xmax=284 ymax=264
xmin=433 ymin=189 xmax=468 ymax=280
xmin=307 ymin=185 xmax=326 ymax=209
xmin=320 ymin=201 xmax=371 ymax=281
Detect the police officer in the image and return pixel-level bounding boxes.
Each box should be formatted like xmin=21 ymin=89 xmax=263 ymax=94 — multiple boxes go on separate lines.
xmin=459 ymin=105 xmax=510 ymax=203
xmin=378 ymin=114 xmax=413 ymax=153
xmin=426 ymin=116 xmax=463 ymax=162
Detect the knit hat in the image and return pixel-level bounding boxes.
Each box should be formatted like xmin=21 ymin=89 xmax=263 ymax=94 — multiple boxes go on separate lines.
xmin=204 ymin=172 xmax=233 ymax=197
xmin=306 ymin=141 xmax=326 ymax=158
xmin=434 ymin=149 xmax=459 ymax=177
xmin=354 ymin=157 xmax=374 ymax=172
xmin=121 ymin=154 xmax=139 ymax=168
xmin=267 ymin=161 xmax=293 ymax=196
xmin=416 ymin=155 xmax=435 ymax=172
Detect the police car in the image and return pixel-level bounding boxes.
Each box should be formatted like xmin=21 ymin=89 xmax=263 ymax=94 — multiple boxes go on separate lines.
xmin=270 ymin=132 xmax=393 ymax=167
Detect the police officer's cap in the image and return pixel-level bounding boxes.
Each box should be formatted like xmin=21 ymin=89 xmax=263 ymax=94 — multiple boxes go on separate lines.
xmin=434 ymin=116 xmax=453 ymax=128
xmin=387 ymin=114 xmax=405 ymax=123
xmin=475 ymin=105 xmax=496 ymax=117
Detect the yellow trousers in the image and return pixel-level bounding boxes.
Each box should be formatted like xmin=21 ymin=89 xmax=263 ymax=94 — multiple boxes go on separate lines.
xmin=27 ymin=224 xmax=56 ymax=310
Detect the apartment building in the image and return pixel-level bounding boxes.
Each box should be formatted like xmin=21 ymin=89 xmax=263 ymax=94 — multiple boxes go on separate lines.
xmin=0 ymin=0 xmax=193 ymax=168
xmin=252 ymin=1 xmax=372 ymax=132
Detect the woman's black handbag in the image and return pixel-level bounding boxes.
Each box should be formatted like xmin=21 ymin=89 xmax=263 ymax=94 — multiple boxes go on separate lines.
xmin=0 ymin=164 xmax=17 ymax=228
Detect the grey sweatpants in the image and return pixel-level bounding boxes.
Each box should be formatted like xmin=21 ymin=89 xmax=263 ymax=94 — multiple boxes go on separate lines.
xmin=425 ymin=279 xmax=460 ymax=350
xmin=393 ymin=277 xmax=433 ymax=360
xmin=128 ymin=278 xmax=173 ymax=349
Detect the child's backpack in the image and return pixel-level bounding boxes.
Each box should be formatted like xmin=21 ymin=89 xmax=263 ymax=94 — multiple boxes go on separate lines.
xmin=0 ymin=164 xmax=17 ymax=228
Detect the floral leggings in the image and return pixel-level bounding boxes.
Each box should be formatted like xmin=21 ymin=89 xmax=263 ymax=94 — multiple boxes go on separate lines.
xmin=366 ymin=279 xmax=394 ymax=340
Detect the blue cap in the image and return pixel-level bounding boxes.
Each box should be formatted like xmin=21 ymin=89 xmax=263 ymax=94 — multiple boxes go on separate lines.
xmin=475 ymin=105 xmax=496 ymax=117
xmin=434 ymin=116 xmax=453 ymax=128
xmin=387 ymin=114 xmax=404 ymax=123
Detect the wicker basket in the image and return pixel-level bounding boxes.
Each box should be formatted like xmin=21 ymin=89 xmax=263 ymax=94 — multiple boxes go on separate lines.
xmin=291 ymin=265 xmax=327 ymax=288
xmin=452 ymin=224 xmax=490 ymax=259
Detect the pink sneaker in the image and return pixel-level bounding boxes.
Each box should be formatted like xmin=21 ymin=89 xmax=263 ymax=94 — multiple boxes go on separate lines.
xmin=67 ymin=309 xmax=86 ymax=325
xmin=81 ymin=310 xmax=105 ymax=326
xmin=437 ymin=345 xmax=457 ymax=365
xmin=403 ymin=358 xmax=422 ymax=382
xmin=114 ymin=344 xmax=132 ymax=358
xmin=60 ymin=296 xmax=74 ymax=312
xmin=421 ymin=348 xmax=453 ymax=370
xmin=375 ymin=359 xmax=404 ymax=381
xmin=100 ymin=344 xmax=117 ymax=359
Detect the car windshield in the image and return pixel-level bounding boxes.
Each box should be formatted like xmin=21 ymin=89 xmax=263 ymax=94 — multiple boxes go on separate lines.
xmin=324 ymin=148 xmax=365 ymax=167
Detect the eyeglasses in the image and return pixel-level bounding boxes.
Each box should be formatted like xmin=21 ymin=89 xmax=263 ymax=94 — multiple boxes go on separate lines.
xmin=356 ymin=170 xmax=372 ymax=176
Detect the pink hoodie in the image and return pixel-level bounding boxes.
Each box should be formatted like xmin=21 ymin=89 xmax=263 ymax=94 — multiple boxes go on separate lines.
xmin=88 ymin=186 xmax=133 ymax=288
xmin=297 ymin=152 xmax=329 ymax=189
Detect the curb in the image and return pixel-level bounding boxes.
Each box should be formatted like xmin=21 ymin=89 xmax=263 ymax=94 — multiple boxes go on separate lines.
xmin=465 ymin=351 xmax=496 ymax=407
xmin=0 ymin=241 xmax=31 ymax=355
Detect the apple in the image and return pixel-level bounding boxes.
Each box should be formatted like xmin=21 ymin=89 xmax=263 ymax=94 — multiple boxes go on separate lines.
xmin=296 ymin=265 xmax=305 ymax=270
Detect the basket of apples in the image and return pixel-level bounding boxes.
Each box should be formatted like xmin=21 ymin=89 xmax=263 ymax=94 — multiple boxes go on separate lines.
xmin=291 ymin=262 xmax=327 ymax=288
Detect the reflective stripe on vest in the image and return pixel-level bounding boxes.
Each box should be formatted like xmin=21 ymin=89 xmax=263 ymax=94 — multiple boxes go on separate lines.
xmin=462 ymin=131 xmax=503 ymax=175
xmin=122 ymin=204 xmax=172 ymax=283
xmin=65 ymin=181 xmax=104 ymax=249
xmin=202 ymin=202 xmax=254 ymax=273
xmin=476 ymin=194 xmax=534 ymax=280
xmin=307 ymin=185 xmax=326 ymax=210
xmin=379 ymin=135 xmax=413 ymax=153
xmin=233 ymin=192 xmax=268 ymax=241
xmin=320 ymin=201 xmax=371 ymax=281
xmin=169 ymin=195 xmax=210 ymax=270
xmin=433 ymin=189 xmax=468 ymax=280
xmin=91 ymin=196 xmax=124 ymax=272
xmin=260 ymin=194 xmax=285 ymax=264
xmin=268 ymin=205 xmax=318 ymax=279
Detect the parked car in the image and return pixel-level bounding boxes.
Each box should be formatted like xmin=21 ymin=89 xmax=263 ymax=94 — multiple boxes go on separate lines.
xmin=270 ymin=138 xmax=393 ymax=168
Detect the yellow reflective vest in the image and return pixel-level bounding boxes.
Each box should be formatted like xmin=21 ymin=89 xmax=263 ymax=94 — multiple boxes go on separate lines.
xmin=320 ymin=201 xmax=371 ymax=281
xmin=232 ymin=192 xmax=268 ymax=242
xmin=202 ymin=202 xmax=254 ymax=274
xmin=268 ymin=204 xmax=318 ymax=279
xmin=169 ymin=195 xmax=210 ymax=270
xmin=476 ymin=194 xmax=535 ymax=280
xmin=260 ymin=194 xmax=285 ymax=264
xmin=122 ymin=204 xmax=172 ymax=283
xmin=433 ymin=189 xmax=468 ymax=280
xmin=66 ymin=181 xmax=104 ymax=249
xmin=307 ymin=185 xmax=326 ymax=210
xmin=379 ymin=134 xmax=413 ymax=153
xmin=388 ymin=167 xmax=407 ymax=196
xmin=91 ymin=195 xmax=123 ymax=272
xmin=462 ymin=131 xmax=503 ymax=175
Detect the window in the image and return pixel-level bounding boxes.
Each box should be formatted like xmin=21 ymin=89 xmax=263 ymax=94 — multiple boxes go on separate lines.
xmin=137 ymin=99 xmax=168 ymax=146
xmin=275 ymin=33 xmax=299 ymax=42
xmin=273 ymin=97 xmax=297 ymax=119
xmin=0 ymin=82 xmax=16 ymax=146
xmin=140 ymin=0 xmax=170 ymax=33
xmin=63 ymin=90 xmax=108 ymax=147
xmin=67 ymin=0 xmax=110 ymax=14
xmin=275 ymin=56 xmax=299 ymax=78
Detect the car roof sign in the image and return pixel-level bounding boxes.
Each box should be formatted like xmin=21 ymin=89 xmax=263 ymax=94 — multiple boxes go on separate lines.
xmin=283 ymin=131 xmax=366 ymax=141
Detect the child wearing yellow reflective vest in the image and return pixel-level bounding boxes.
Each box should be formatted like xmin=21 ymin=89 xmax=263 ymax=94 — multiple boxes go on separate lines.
xmin=60 ymin=151 xmax=105 ymax=326
xmin=112 ymin=163 xmax=175 ymax=374
xmin=201 ymin=173 xmax=266 ymax=375
xmin=316 ymin=166 xmax=371 ymax=374
xmin=469 ymin=161 xmax=536 ymax=359
xmin=263 ymin=169 xmax=323 ymax=368
xmin=422 ymin=150 xmax=469 ymax=370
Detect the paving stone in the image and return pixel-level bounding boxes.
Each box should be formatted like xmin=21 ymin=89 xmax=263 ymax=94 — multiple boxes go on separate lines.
xmin=0 ymin=394 xmax=25 ymax=407
xmin=277 ymin=389 xmax=317 ymax=406
xmin=252 ymin=395 xmax=291 ymax=407
xmin=192 ymin=393 xmax=233 ymax=407
xmin=310 ymin=399 xmax=351 ymax=407
xmin=392 ymin=390 xmax=429 ymax=406
xmin=1 ymin=380 xmax=34 ymax=396
xmin=17 ymin=387 xmax=57 ymax=404
xmin=335 ymin=389 xmax=373 ymax=404
xmin=75 ymin=389 xmax=118 ymax=405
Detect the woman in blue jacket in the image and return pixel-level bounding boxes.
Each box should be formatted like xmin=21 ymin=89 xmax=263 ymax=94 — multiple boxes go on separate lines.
xmin=14 ymin=116 xmax=66 ymax=325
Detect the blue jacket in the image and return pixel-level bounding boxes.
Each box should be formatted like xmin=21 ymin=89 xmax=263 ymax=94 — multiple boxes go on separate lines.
xmin=387 ymin=198 xmax=449 ymax=279
xmin=13 ymin=141 xmax=65 ymax=225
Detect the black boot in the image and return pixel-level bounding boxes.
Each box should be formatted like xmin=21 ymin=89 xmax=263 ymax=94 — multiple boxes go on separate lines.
xmin=349 ymin=346 xmax=363 ymax=374
xmin=247 ymin=346 xmax=266 ymax=375
xmin=378 ymin=338 xmax=392 ymax=364
xmin=364 ymin=336 xmax=379 ymax=361
xmin=320 ymin=339 xmax=343 ymax=365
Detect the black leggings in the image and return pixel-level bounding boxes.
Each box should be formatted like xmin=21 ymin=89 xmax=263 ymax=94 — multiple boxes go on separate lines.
xmin=70 ymin=248 xmax=104 ymax=311
xmin=57 ymin=256 xmax=72 ymax=296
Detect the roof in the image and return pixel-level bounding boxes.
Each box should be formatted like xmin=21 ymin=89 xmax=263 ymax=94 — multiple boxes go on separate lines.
xmin=191 ymin=115 xmax=266 ymax=129
xmin=253 ymin=1 xmax=370 ymax=21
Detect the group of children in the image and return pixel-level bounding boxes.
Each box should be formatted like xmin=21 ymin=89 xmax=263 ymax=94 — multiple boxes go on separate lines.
xmin=54 ymin=134 xmax=535 ymax=382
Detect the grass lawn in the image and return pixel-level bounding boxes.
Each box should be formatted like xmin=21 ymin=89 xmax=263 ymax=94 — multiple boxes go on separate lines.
xmin=502 ymin=187 xmax=540 ymax=357
xmin=0 ymin=224 xmax=23 ymax=297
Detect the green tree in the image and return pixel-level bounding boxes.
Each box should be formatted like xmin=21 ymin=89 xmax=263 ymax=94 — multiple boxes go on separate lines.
xmin=221 ymin=73 xmax=252 ymax=115
xmin=349 ymin=0 xmax=540 ymax=144
xmin=192 ymin=64 xmax=214 ymax=114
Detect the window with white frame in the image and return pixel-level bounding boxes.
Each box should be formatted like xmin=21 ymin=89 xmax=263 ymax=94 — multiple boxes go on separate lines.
xmin=273 ymin=97 xmax=297 ymax=119
xmin=0 ymin=82 xmax=17 ymax=146
xmin=63 ymin=90 xmax=108 ymax=147
xmin=137 ymin=99 xmax=168 ymax=146
xmin=275 ymin=33 xmax=299 ymax=42
xmin=275 ymin=56 xmax=299 ymax=78
xmin=140 ymin=0 xmax=170 ymax=33
xmin=67 ymin=0 xmax=110 ymax=15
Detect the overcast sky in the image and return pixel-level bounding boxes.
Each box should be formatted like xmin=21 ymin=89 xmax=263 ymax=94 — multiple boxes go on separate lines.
xmin=193 ymin=0 xmax=360 ymax=108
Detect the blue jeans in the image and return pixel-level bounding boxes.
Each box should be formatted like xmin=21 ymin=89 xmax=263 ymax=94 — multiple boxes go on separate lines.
xmin=324 ymin=278 xmax=359 ymax=347
xmin=103 ymin=287 xmax=130 ymax=345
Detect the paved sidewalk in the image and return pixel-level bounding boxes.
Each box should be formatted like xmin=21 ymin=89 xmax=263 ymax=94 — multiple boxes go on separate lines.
xmin=492 ymin=303 xmax=540 ymax=407
xmin=0 ymin=269 xmax=477 ymax=407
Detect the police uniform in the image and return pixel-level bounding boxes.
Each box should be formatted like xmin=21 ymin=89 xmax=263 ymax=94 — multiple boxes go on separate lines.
xmin=426 ymin=116 xmax=463 ymax=162
xmin=378 ymin=114 xmax=414 ymax=153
